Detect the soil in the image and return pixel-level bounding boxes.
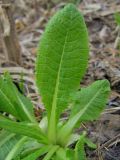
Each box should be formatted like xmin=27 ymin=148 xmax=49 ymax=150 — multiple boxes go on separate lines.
xmin=0 ymin=0 xmax=120 ymax=159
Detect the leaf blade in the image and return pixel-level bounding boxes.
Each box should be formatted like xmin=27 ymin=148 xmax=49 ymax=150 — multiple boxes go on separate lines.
xmin=0 ymin=115 xmax=47 ymax=144
xmin=74 ymin=132 xmax=87 ymax=160
xmin=0 ymin=77 xmax=18 ymax=118
xmin=0 ymin=130 xmax=24 ymax=160
xmin=36 ymin=4 xmax=89 ymax=142
xmin=21 ymin=145 xmax=51 ymax=160
xmin=43 ymin=145 xmax=59 ymax=160
xmin=0 ymin=73 xmax=36 ymax=122
xmin=70 ymin=80 xmax=110 ymax=121
xmin=5 ymin=136 xmax=27 ymax=160
xmin=58 ymin=80 xmax=110 ymax=145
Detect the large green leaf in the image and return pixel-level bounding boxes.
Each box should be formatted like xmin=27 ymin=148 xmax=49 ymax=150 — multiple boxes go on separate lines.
xmin=0 ymin=130 xmax=27 ymax=160
xmin=0 ymin=73 xmax=36 ymax=122
xmin=0 ymin=115 xmax=47 ymax=144
xmin=58 ymin=80 xmax=110 ymax=145
xmin=36 ymin=4 xmax=89 ymax=141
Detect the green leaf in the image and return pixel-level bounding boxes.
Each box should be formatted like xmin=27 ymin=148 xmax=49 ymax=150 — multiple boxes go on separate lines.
xmin=0 ymin=73 xmax=36 ymax=122
xmin=0 ymin=76 xmax=18 ymax=118
xmin=36 ymin=3 xmax=89 ymax=142
xmin=16 ymin=93 xmax=36 ymax=122
xmin=0 ymin=115 xmax=47 ymax=144
xmin=21 ymin=145 xmax=51 ymax=160
xmin=0 ymin=130 xmax=15 ymax=148
xmin=74 ymin=133 xmax=96 ymax=160
xmin=67 ymin=133 xmax=80 ymax=146
xmin=0 ymin=130 xmax=26 ymax=160
xmin=54 ymin=148 xmax=74 ymax=160
xmin=70 ymin=80 xmax=110 ymax=121
xmin=19 ymin=139 xmax=41 ymax=158
xmin=74 ymin=132 xmax=86 ymax=160
xmin=114 ymin=12 xmax=120 ymax=25
xmin=5 ymin=137 xmax=27 ymax=160
xmin=84 ymin=138 xmax=96 ymax=149
xmin=66 ymin=149 xmax=75 ymax=160
xmin=39 ymin=116 xmax=48 ymax=133
xmin=0 ymin=131 xmax=46 ymax=160
xmin=43 ymin=145 xmax=59 ymax=160
xmin=58 ymin=80 xmax=110 ymax=146
xmin=55 ymin=148 xmax=67 ymax=160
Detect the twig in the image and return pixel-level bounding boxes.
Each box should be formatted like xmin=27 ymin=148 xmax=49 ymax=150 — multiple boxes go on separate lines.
xmin=96 ymin=133 xmax=120 ymax=151
xmin=0 ymin=0 xmax=22 ymax=65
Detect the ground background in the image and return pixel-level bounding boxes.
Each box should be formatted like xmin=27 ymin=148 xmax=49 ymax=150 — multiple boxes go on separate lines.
xmin=0 ymin=0 xmax=120 ymax=159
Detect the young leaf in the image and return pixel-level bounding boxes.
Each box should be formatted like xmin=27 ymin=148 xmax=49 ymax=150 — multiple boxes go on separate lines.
xmin=36 ymin=3 xmax=89 ymax=142
xmin=58 ymin=80 xmax=110 ymax=145
xmin=74 ymin=132 xmax=87 ymax=160
xmin=74 ymin=132 xmax=96 ymax=160
xmin=0 ymin=115 xmax=47 ymax=144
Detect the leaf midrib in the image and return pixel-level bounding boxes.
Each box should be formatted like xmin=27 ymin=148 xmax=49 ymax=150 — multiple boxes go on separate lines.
xmin=51 ymin=31 xmax=69 ymax=117
xmin=16 ymin=95 xmax=35 ymax=123
xmin=0 ymin=89 xmax=17 ymax=117
xmin=72 ymin=86 xmax=103 ymax=126
xmin=58 ymin=85 xmax=104 ymax=144
xmin=5 ymin=136 xmax=27 ymax=160
xmin=76 ymin=86 xmax=103 ymax=120
xmin=0 ymin=133 xmax=15 ymax=148
xmin=48 ymin=14 xmax=72 ymax=141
